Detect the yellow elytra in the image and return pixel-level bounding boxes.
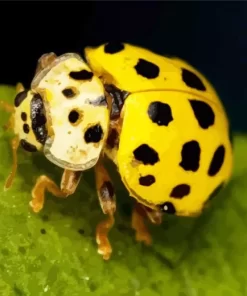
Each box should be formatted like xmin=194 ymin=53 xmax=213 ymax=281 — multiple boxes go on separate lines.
xmin=85 ymin=42 xmax=233 ymax=217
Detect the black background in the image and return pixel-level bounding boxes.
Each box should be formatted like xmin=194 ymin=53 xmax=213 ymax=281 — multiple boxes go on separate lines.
xmin=1 ymin=2 xmax=246 ymax=132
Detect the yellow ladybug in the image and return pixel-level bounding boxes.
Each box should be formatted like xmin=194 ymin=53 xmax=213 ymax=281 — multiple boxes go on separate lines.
xmin=85 ymin=42 xmax=233 ymax=252
xmin=0 ymin=42 xmax=234 ymax=262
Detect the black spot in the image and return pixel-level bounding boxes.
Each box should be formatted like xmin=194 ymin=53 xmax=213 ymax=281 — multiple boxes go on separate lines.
xmin=84 ymin=124 xmax=103 ymax=143
xmin=23 ymin=123 xmax=29 ymax=134
xmin=208 ymin=183 xmax=224 ymax=201
xmin=148 ymin=101 xmax=173 ymax=126
xmin=88 ymin=281 xmax=98 ymax=293
xmin=182 ymin=68 xmax=206 ymax=91
xmin=160 ymin=202 xmax=176 ymax=214
xmin=62 ymin=88 xmax=77 ymax=98
xmin=189 ymin=99 xmax=215 ymax=129
xmin=170 ymin=184 xmax=190 ymax=199
xmin=104 ymin=84 xmax=129 ymax=119
xmin=42 ymin=215 xmax=49 ymax=222
xmin=69 ymin=70 xmax=93 ymax=81
xmin=40 ymin=228 xmax=46 ymax=234
xmin=133 ymin=144 xmax=159 ymax=165
xmin=14 ymin=90 xmax=28 ymax=107
xmin=139 ymin=175 xmax=155 ymax=186
xmin=21 ymin=112 xmax=27 ymax=121
xmin=106 ymin=128 xmax=119 ymax=149
xmin=100 ymin=181 xmax=115 ymax=200
xmin=78 ymin=228 xmax=85 ymax=235
xmin=104 ymin=42 xmax=125 ymax=54
xmin=20 ymin=139 xmax=37 ymax=152
xmin=30 ymin=94 xmax=47 ymax=144
xmin=134 ymin=58 xmax=160 ymax=79
xmin=208 ymin=145 xmax=225 ymax=176
xmin=13 ymin=285 xmax=24 ymax=296
xmin=68 ymin=110 xmax=80 ymax=124
xmin=18 ymin=246 xmax=26 ymax=255
xmin=180 ymin=140 xmax=201 ymax=172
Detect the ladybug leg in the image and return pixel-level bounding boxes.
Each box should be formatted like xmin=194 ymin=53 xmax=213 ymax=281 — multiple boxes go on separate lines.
xmin=0 ymin=100 xmax=15 ymax=114
xmin=131 ymin=202 xmax=152 ymax=246
xmin=2 ymin=84 xmax=22 ymax=190
xmin=3 ymin=113 xmax=15 ymax=132
xmin=30 ymin=170 xmax=82 ymax=213
xmin=0 ymin=82 xmax=20 ymax=130
xmin=131 ymin=203 xmax=163 ymax=246
xmin=60 ymin=169 xmax=82 ymax=196
xmin=94 ymin=160 xmax=116 ymax=260
xmin=142 ymin=205 xmax=163 ymax=225
xmin=4 ymin=135 xmax=20 ymax=190
xmin=3 ymin=115 xmax=17 ymax=190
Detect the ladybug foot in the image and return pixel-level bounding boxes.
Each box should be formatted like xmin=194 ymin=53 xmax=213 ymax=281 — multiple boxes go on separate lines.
xmin=135 ymin=230 xmax=152 ymax=246
xmin=97 ymin=241 xmax=112 ymax=261
xmin=29 ymin=200 xmax=43 ymax=213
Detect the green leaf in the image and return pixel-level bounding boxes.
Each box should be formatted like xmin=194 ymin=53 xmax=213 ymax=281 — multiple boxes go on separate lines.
xmin=0 ymin=85 xmax=246 ymax=296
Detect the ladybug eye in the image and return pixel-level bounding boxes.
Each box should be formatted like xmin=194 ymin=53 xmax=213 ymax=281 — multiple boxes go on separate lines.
xmin=160 ymin=202 xmax=176 ymax=215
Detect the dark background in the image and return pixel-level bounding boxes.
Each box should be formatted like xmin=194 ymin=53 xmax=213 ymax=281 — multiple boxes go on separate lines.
xmin=1 ymin=2 xmax=246 ymax=132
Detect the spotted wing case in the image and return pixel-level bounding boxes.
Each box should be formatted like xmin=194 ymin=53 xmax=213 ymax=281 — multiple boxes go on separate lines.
xmin=85 ymin=42 xmax=233 ymax=217
xmin=85 ymin=43 xmax=225 ymax=108
xmin=31 ymin=53 xmax=110 ymax=171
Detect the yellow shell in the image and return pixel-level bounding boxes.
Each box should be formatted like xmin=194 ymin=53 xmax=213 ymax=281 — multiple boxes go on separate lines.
xmin=85 ymin=42 xmax=233 ymax=217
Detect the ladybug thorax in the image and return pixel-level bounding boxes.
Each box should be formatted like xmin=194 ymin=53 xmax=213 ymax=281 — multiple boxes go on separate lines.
xmin=31 ymin=53 xmax=110 ymax=171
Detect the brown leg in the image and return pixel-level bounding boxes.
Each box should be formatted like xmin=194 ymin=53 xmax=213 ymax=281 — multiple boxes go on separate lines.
xmin=144 ymin=206 xmax=163 ymax=225
xmin=131 ymin=203 xmax=163 ymax=246
xmin=94 ymin=160 xmax=116 ymax=260
xmin=60 ymin=169 xmax=82 ymax=195
xmin=3 ymin=114 xmax=15 ymax=131
xmin=0 ymin=82 xmax=24 ymax=114
xmin=2 ymin=83 xmax=26 ymax=190
xmin=0 ymin=100 xmax=15 ymax=113
xmin=0 ymin=87 xmax=16 ymax=119
xmin=4 ymin=136 xmax=20 ymax=190
xmin=30 ymin=170 xmax=82 ymax=213
xmin=0 ymin=101 xmax=15 ymax=135
xmin=1 ymin=83 xmax=26 ymax=130
xmin=3 ymin=113 xmax=15 ymax=132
